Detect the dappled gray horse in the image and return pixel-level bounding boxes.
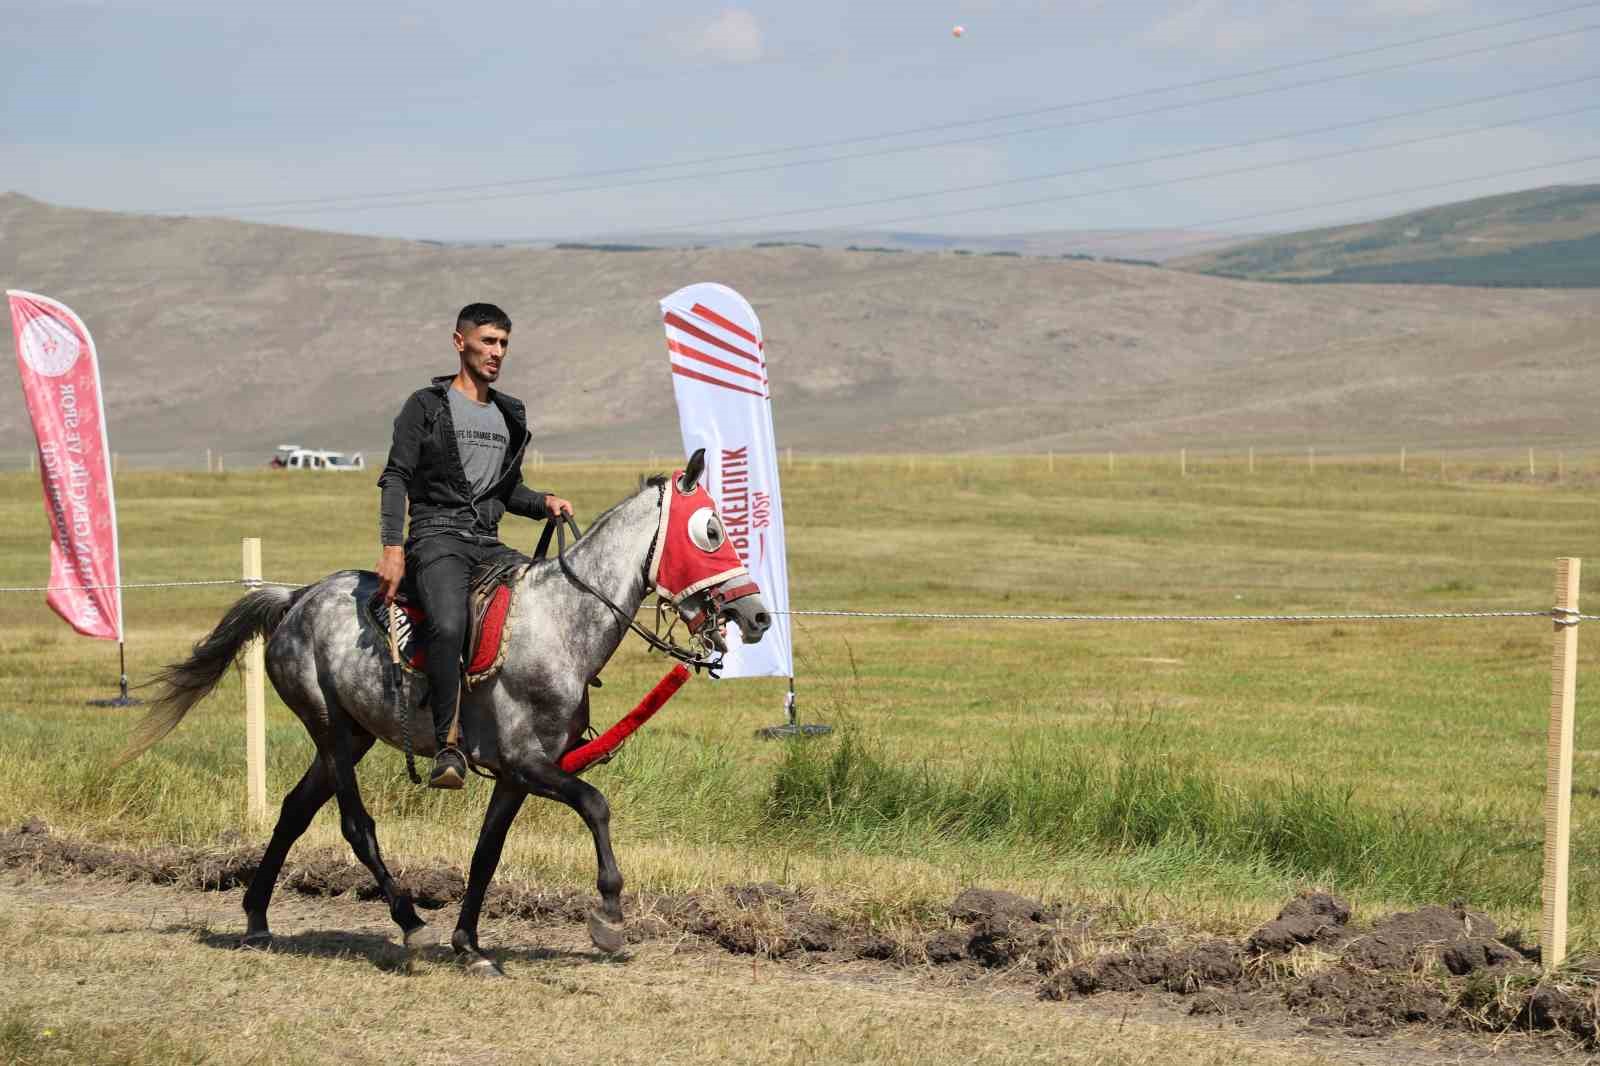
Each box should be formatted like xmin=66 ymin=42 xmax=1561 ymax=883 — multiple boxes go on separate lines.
xmin=120 ymin=451 xmax=770 ymax=973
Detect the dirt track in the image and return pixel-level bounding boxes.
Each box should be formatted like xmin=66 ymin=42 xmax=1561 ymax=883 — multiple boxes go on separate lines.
xmin=2 ymin=820 xmax=1591 ymax=1065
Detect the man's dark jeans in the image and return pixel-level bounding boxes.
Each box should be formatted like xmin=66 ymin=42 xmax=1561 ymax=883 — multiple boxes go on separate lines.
xmin=407 ymin=534 xmax=505 ymax=749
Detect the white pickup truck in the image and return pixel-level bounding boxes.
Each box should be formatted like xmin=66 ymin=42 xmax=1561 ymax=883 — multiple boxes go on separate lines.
xmin=269 ymin=445 xmax=366 ymax=471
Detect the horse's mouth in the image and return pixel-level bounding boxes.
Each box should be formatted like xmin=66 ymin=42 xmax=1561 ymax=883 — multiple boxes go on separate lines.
xmin=704 ymin=621 xmax=729 ymax=653
xmin=685 ymin=590 xmax=769 ymax=651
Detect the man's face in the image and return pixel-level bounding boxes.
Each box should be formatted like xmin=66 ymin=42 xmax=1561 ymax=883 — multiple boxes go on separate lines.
xmin=454 ymin=323 xmax=509 ymax=384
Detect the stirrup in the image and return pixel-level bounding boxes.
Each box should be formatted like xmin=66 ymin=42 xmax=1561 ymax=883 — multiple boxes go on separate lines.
xmin=429 ymin=747 xmax=466 ymax=790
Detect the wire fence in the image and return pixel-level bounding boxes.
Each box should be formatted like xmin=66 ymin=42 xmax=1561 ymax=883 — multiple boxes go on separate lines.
xmin=0 ymin=576 xmax=1590 ymax=622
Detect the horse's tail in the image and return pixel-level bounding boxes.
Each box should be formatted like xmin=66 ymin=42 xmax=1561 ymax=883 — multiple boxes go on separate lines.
xmin=115 ymin=585 xmax=303 ymax=766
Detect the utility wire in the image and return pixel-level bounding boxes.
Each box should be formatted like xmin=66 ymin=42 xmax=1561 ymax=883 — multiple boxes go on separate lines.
xmin=158 ymin=2 xmax=1600 ymax=216
xmin=622 ymin=100 xmax=1600 ymax=235
xmin=1059 ymin=169 xmax=1600 ymax=262
xmin=812 ymin=155 xmax=1600 ymax=253
xmin=228 ymin=27 xmax=1599 ymax=220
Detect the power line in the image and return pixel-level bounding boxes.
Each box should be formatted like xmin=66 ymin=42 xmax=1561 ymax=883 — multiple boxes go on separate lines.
xmin=156 ymin=2 xmax=1600 ymax=216
xmin=223 ymin=22 xmax=1599 ymax=220
xmin=1093 ymin=169 xmax=1600 ymax=263
xmin=845 ymin=156 xmax=1600 ymax=257
xmin=624 ymin=101 xmax=1600 ymax=235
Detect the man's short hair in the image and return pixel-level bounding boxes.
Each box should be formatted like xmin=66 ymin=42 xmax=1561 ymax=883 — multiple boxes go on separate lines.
xmin=456 ymin=303 xmax=512 ymax=334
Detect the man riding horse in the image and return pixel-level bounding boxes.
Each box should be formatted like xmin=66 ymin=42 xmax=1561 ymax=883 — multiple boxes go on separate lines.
xmin=375 ymin=302 xmax=573 ymax=789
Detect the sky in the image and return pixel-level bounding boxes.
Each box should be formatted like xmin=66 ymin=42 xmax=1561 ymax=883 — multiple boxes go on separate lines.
xmin=2 ymin=0 xmax=1598 ymax=244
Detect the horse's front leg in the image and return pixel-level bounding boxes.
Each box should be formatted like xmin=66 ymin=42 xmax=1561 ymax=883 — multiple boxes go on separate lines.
xmin=452 ymin=778 xmax=527 ymax=977
xmin=502 ymin=759 xmax=627 ymax=954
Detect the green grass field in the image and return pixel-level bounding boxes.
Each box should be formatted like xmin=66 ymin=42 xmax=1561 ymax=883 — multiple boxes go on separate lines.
xmin=1 ymin=455 xmax=1596 ymax=942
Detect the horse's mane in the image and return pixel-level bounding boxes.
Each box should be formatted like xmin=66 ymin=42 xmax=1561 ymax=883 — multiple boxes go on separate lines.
xmin=576 ymin=473 xmax=668 ymax=536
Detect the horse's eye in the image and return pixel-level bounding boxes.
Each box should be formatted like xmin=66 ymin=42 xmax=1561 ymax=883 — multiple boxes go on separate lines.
xmin=687 ymin=508 xmax=724 ymax=552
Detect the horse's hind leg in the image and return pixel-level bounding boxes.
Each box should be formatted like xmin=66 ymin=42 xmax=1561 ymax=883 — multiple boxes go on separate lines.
xmin=240 ymin=748 xmax=348 ymax=945
xmin=451 ymin=778 xmax=527 ymax=976
xmin=328 ymin=712 xmax=431 ymax=947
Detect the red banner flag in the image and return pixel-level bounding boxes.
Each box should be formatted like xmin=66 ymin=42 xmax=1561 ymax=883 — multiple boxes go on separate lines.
xmin=7 ymin=290 xmax=123 ymax=641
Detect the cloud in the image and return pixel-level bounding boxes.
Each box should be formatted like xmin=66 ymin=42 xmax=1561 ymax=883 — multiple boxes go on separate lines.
xmin=1345 ymin=0 xmax=1467 ymax=16
xmin=1140 ymin=0 xmax=1309 ymax=57
xmin=675 ymin=8 xmax=764 ymax=65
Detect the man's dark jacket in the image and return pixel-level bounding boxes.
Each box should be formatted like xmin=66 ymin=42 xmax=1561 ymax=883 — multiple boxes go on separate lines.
xmin=378 ymin=375 xmax=551 ymax=546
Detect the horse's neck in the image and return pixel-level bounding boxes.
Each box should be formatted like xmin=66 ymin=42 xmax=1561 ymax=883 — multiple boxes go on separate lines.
xmin=533 ymin=487 xmax=657 ymax=674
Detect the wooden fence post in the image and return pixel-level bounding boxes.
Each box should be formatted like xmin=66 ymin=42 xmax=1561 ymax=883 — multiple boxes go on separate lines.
xmin=1400 ymin=446 xmax=1407 ymax=475
xmin=1558 ymin=452 xmax=1565 ymax=482
xmin=1542 ymin=557 xmax=1581 ymax=971
xmin=1308 ymin=446 xmax=1315 ymax=474
xmin=206 ymin=447 xmax=212 ymax=473
xmin=242 ymin=538 xmax=267 ymax=826
xmin=1047 ymin=450 xmax=1054 ymax=474
xmin=1180 ymin=448 xmax=1187 ymax=477
xmin=1529 ymin=448 xmax=1536 ymax=478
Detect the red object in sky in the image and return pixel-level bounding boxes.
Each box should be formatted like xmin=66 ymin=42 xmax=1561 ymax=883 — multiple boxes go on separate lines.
xmin=7 ymin=290 xmax=123 ymax=641
xmin=560 ymin=664 xmax=692 ymax=774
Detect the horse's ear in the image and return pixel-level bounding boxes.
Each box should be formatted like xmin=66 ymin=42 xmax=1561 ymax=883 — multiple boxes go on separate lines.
xmin=680 ymin=448 xmax=706 ymax=493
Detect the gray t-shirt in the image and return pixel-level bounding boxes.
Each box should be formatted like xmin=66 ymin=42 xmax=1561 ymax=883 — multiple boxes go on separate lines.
xmin=448 ymin=388 xmax=509 ymax=498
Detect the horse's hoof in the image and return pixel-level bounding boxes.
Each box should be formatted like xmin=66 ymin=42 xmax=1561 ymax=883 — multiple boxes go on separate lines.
xmin=403 ymin=924 xmax=439 ymax=951
xmin=587 ymin=910 xmax=626 ymax=954
xmin=464 ymin=953 xmax=507 ymax=978
xmin=240 ymin=930 xmax=273 ymax=950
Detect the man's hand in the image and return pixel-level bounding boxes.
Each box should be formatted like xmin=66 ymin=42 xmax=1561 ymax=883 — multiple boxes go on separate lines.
xmin=376 ymin=545 xmax=405 ymax=603
xmin=545 ymin=494 xmax=574 ymax=519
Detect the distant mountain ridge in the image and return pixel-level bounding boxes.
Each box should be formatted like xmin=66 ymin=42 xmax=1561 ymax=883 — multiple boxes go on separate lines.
xmin=1170 ymin=184 xmax=1600 ymax=287
xmin=2 ymin=191 xmax=1598 ymax=463
xmin=451 ymin=227 xmax=1248 ymax=262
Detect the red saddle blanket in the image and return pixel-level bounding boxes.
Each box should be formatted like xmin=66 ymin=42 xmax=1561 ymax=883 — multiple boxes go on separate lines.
xmin=379 ymin=583 xmax=515 ymax=687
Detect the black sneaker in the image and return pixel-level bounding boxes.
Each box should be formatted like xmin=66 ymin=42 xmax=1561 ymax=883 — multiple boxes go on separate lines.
xmin=429 ymin=748 xmax=467 ymax=790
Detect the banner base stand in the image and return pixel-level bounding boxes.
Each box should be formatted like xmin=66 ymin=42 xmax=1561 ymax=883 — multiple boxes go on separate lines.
xmin=88 ymin=661 xmax=142 ymax=708
xmin=755 ymin=683 xmax=830 ymax=740
xmin=755 ymin=723 xmax=832 ymax=739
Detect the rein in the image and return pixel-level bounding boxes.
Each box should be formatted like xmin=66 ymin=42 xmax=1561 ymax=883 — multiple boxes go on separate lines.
xmin=536 ymin=484 xmax=724 ymax=674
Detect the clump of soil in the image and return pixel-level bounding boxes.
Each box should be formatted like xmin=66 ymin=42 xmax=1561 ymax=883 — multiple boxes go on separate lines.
xmin=1039 ymin=939 xmax=1241 ymax=999
xmin=1338 ymin=904 xmax=1496 ymax=972
xmin=1246 ymin=892 xmax=1351 ymax=953
xmin=923 ymin=887 xmax=1094 ymax=972
xmin=4 ymin=822 xmax=1598 ymax=1047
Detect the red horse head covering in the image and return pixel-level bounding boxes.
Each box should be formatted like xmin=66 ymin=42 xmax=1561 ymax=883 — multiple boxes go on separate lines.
xmin=648 ymin=470 xmax=759 ymax=609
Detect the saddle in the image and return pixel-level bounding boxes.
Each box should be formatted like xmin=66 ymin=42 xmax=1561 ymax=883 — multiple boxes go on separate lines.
xmin=366 ymin=550 xmax=529 ymax=692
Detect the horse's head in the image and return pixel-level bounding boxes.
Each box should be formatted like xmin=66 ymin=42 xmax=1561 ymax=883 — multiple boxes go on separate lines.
xmin=648 ymin=448 xmax=771 ymax=652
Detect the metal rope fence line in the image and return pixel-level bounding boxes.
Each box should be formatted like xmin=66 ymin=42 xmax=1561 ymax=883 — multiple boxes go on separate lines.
xmin=0 ymin=578 xmax=1593 ymax=622
xmin=776 ymin=607 xmax=1568 ymax=623
xmin=0 ymin=579 xmax=302 ymax=592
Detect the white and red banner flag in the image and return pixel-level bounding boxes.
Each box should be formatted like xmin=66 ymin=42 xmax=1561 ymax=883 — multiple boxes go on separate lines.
xmin=7 ymin=290 xmax=124 ymax=641
xmin=659 ymin=283 xmax=793 ymax=679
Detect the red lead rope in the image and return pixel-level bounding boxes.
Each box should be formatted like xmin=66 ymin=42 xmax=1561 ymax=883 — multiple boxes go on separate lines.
xmin=559 ymin=664 xmax=692 ymax=774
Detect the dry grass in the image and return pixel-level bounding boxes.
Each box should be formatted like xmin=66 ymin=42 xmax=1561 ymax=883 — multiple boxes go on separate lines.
xmin=0 ymin=880 xmax=1370 ymax=1066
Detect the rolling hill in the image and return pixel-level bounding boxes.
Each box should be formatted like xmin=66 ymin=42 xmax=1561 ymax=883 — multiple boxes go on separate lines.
xmin=2 ymin=191 xmax=1598 ymax=464
xmin=1170 ymin=184 xmax=1600 ymax=287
